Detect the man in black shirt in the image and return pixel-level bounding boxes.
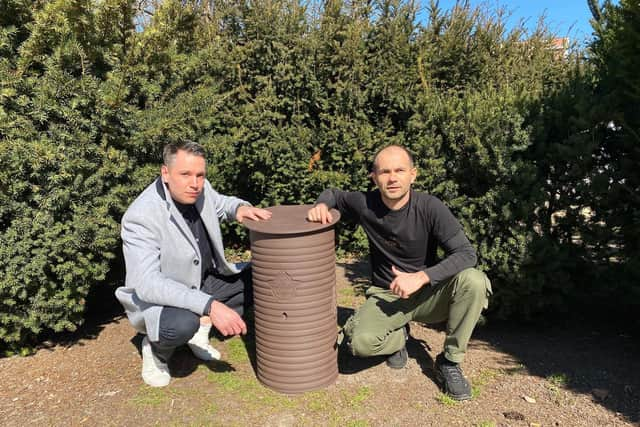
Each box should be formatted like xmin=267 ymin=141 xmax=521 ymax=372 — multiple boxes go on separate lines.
xmin=307 ymin=145 xmax=491 ymax=400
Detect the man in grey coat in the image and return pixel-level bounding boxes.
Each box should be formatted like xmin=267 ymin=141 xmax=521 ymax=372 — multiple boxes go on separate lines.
xmin=115 ymin=140 xmax=271 ymax=387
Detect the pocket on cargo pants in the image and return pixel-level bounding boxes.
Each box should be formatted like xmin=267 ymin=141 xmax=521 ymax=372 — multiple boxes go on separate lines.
xmin=483 ymin=273 xmax=493 ymax=310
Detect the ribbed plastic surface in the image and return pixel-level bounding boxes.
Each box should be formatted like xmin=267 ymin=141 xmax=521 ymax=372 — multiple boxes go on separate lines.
xmin=244 ymin=205 xmax=340 ymax=394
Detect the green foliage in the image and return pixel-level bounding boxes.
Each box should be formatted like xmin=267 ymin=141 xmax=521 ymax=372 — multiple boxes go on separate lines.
xmin=585 ymin=0 xmax=640 ymax=317
xmin=515 ymin=0 xmax=640 ymax=319
xmin=0 ymin=0 xmax=138 ymax=349
xmin=546 ymin=373 xmax=568 ymax=387
xmin=405 ymin=3 xmax=579 ymax=318
xmin=1 ymin=0 xmax=639 ymax=349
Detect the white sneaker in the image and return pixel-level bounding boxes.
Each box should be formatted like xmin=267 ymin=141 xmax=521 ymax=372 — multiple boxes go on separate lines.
xmin=141 ymin=336 xmax=171 ymax=387
xmin=187 ymin=324 xmax=221 ymax=361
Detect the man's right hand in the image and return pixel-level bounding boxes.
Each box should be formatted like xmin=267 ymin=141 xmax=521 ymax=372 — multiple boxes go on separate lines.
xmin=209 ymin=301 xmax=247 ymax=336
xmin=307 ymin=203 xmax=333 ymax=224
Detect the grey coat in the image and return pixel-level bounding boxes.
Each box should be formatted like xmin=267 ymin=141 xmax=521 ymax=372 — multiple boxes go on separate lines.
xmin=115 ymin=178 xmax=249 ymax=341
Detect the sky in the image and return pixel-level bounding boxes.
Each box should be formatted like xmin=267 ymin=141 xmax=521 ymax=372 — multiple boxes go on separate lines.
xmin=420 ymin=0 xmax=607 ymax=43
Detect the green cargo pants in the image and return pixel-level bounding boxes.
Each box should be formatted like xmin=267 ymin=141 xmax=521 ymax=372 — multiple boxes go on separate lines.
xmin=343 ymin=268 xmax=491 ymax=364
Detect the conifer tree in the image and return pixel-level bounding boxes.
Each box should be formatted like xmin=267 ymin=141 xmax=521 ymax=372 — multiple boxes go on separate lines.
xmin=0 ymin=0 xmax=137 ymax=350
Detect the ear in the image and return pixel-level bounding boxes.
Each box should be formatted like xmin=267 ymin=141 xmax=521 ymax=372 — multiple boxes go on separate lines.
xmin=369 ymin=171 xmax=377 ymax=186
xmin=161 ymin=165 xmax=169 ymax=183
xmin=410 ymin=166 xmax=417 ymax=183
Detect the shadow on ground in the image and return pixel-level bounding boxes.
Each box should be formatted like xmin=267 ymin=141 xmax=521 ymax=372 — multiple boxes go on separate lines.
xmin=340 ymin=259 xmax=640 ymax=423
xmin=473 ymin=320 xmax=640 ymax=423
xmin=10 ymin=258 xmax=639 ymax=423
xmin=127 ymin=334 xmax=238 ymax=380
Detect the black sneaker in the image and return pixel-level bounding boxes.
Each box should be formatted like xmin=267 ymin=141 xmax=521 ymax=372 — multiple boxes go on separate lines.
xmin=434 ymin=353 xmax=472 ymax=400
xmin=386 ymin=325 xmax=409 ymax=369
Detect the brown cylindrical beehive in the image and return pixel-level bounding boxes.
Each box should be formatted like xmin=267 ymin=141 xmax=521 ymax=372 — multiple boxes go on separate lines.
xmin=243 ymin=204 xmax=340 ymax=394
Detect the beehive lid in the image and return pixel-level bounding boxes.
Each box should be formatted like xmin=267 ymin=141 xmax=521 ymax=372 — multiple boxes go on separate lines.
xmin=243 ymin=204 xmax=340 ymax=235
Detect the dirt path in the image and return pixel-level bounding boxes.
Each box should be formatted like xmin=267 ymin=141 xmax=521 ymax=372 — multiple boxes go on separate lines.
xmin=1 ymin=261 xmax=638 ymax=426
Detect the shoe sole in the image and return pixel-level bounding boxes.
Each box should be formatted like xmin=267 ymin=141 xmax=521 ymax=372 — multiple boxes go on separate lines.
xmin=434 ymin=369 xmax=472 ymax=401
xmin=386 ymin=348 xmax=408 ymax=369
xmin=386 ymin=361 xmax=407 ymax=369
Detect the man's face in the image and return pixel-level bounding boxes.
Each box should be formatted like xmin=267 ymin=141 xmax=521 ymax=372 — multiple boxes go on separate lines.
xmin=161 ymin=149 xmax=206 ymax=205
xmin=370 ymin=147 xmax=416 ymax=208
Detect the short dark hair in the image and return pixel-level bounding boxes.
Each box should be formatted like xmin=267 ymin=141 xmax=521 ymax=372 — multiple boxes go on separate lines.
xmin=163 ymin=140 xmax=206 ymax=166
xmin=371 ymin=145 xmax=414 ymax=172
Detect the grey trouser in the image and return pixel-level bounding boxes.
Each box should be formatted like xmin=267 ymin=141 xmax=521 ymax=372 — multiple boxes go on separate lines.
xmin=343 ymin=268 xmax=491 ymax=363
xmin=151 ymin=269 xmax=252 ymax=362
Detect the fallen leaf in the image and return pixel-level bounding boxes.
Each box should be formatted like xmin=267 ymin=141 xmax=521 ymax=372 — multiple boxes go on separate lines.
xmin=523 ymin=394 xmax=536 ymax=403
xmin=592 ymin=388 xmax=609 ymax=400
xmin=98 ymin=390 xmax=120 ymax=397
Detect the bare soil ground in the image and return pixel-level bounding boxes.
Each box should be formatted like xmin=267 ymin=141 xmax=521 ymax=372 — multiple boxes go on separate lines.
xmin=1 ymin=261 xmax=639 ymax=426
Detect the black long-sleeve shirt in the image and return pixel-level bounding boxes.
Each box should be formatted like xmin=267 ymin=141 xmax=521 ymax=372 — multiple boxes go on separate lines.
xmin=316 ymin=188 xmax=477 ymax=288
xmin=174 ymin=200 xmax=216 ymax=281
xmin=174 ymin=200 xmax=217 ymax=315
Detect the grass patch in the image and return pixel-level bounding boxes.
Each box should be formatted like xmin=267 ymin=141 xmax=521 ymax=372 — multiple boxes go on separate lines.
xmin=349 ymin=386 xmax=372 ymax=408
xmin=130 ymin=386 xmax=171 ymax=406
xmin=436 ymin=393 xmax=458 ymax=406
xmin=250 ymin=390 xmax=296 ymax=410
xmin=345 ymin=420 xmax=370 ymax=427
xmin=205 ymin=402 xmax=218 ymax=414
xmin=339 ymin=286 xmax=356 ymax=297
xmin=338 ymin=286 xmax=361 ymax=306
xmin=474 ymin=368 xmax=500 ymax=386
xmin=471 ymin=385 xmax=481 ymax=399
xmin=545 ymin=373 xmax=571 ymax=406
xmin=206 ymin=371 xmax=295 ymax=411
xmin=305 ymin=390 xmax=333 ymax=412
xmin=207 ymin=371 xmax=254 ymax=393
xmin=471 ymin=368 xmax=500 ymax=398
xmin=226 ymin=336 xmax=251 ymax=364
xmin=305 ymin=388 xmax=372 ymax=423
xmin=304 ymin=391 xmax=341 ymax=425
xmin=476 ymin=421 xmax=496 ymax=427
xmin=546 ymin=373 xmax=568 ymax=387
xmin=327 ymin=415 xmax=370 ymax=427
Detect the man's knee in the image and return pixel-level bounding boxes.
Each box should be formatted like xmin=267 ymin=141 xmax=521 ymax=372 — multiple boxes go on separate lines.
xmin=157 ymin=307 xmax=200 ymax=346
xmin=349 ymin=331 xmax=381 ymax=357
xmin=455 ymin=268 xmax=488 ymax=296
